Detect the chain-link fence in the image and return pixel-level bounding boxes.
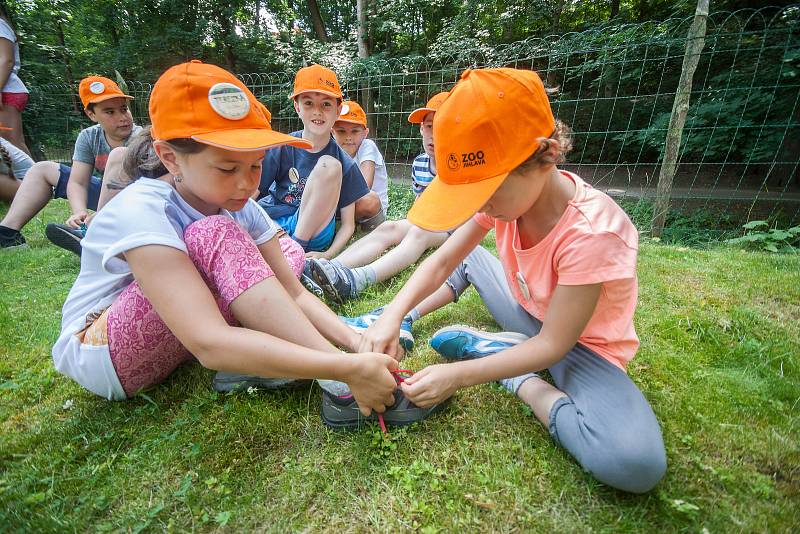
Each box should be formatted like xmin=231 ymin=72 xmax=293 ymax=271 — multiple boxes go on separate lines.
xmin=23 ymin=6 xmax=800 ymax=240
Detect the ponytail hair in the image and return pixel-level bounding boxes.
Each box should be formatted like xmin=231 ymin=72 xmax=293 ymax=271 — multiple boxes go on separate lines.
xmin=123 ymin=126 xmax=168 ymax=179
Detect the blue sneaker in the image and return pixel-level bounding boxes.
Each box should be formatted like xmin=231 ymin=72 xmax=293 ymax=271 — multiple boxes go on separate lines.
xmin=429 ymin=325 xmax=529 ymax=361
xmin=340 ymin=307 xmax=415 ymax=352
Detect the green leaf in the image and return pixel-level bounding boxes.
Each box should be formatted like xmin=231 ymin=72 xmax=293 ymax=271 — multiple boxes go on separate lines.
xmin=742 ymin=220 xmax=768 ymax=230
xmin=215 ymin=511 xmax=232 ymax=526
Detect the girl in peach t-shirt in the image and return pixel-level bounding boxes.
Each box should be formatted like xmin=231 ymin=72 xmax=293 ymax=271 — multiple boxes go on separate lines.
xmin=358 ymin=68 xmax=666 ymax=494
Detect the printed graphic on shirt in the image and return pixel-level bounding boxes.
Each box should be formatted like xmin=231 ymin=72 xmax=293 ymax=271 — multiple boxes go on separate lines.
xmin=283 ymin=167 xmax=305 ymax=205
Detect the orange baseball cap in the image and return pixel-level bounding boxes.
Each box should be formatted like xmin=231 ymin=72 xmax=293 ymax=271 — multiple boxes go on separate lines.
xmin=0 ymin=122 xmax=10 ymax=131
xmin=79 ymin=76 xmax=134 ymax=108
xmin=407 ymin=68 xmax=555 ymax=231
xmin=149 ymin=61 xmax=311 ymax=152
xmin=289 ymin=64 xmax=343 ymax=100
xmin=407 ymin=91 xmax=450 ymax=124
xmin=336 ymin=101 xmax=367 ymax=127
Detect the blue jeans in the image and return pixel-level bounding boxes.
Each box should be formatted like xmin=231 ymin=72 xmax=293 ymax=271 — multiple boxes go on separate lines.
xmin=53 ymin=163 xmax=102 ymax=210
xmin=445 ymin=246 xmax=667 ymax=493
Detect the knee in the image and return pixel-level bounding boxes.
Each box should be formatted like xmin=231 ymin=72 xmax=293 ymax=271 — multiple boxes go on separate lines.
xmin=29 ymin=160 xmax=60 ymax=184
xmin=279 ymin=237 xmax=305 ymax=278
xmin=313 ymin=155 xmax=343 ymax=183
xmin=582 ymin=436 xmax=667 ymax=494
xmin=407 ymin=225 xmax=435 ymax=245
xmin=355 ymin=192 xmax=381 ymax=220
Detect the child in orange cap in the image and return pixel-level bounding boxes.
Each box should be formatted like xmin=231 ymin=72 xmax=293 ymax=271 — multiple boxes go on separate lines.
xmin=50 ymin=61 xmax=406 ymax=420
xmin=0 ymin=76 xmax=141 ymax=250
xmin=256 ymin=64 xmax=370 ymax=260
xmin=359 ymin=69 xmax=667 ymax=493
xmin=309 ymin=92 xmax=451 ymax=304
xmin=331 ymin=100 xmax=386 ymax=230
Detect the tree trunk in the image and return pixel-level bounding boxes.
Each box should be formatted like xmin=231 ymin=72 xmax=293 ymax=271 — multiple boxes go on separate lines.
xmin=306 ymin=0 xmax=328 ymax=42
xmin=651 ymin=0 xmax=709 ymax=237
xmin=551 ymin=0 xmax=565 ymax=34
xmin=356 ymin=0 xmax=370 ymax=58
xmin=54 ymin=17 xmax=78 ymax=113
xmin=610 ymin=0 xmax=620 ymax=19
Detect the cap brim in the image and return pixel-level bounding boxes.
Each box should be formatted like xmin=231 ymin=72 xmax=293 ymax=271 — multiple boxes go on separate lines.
xmin=192 ymin=129 xmax=313 ymax=151
xmin=289 ymin=89 xmax=343 ymax=100
xmin=335 ymin=118 xmax=367 ymax=127
xmin=87 ymin=94 xmax=135 ymax=106
xmin=407 ymin=107 xmax=434 ymax=124
xmin=407 ymin=172 xmax=508 ymax=231
xmin=0 ymin=126 xmax=11 ymax=131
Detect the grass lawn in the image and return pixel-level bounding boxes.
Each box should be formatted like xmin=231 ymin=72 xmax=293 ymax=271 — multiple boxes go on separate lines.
xmin=1 ymin=198 xmax=798 ymax=532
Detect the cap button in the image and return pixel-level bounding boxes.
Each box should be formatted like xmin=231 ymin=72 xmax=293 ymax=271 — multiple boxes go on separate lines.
xmin=190 ymin=59 xmax=202 ymax=64
xmin=498 ymin=91 xmax=505 ymax=98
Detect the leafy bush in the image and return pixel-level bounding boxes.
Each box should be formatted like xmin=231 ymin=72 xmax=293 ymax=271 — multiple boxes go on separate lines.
xmin=725 ymin=220 xmax=800 ymax=253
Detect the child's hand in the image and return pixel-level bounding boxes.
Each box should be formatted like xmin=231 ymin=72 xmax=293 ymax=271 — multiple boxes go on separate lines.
xmin=359 ymin=316 xmax=402 ymax=359
xmin=400 ymin=364 xmax=460 ymax=408
xmin=346 ymin=352 xmax=399 ymax=416
xmin=305 ymin=250 xmax=328 ymax=259
xmin=65 ymin=210 xmax=89 ymax=229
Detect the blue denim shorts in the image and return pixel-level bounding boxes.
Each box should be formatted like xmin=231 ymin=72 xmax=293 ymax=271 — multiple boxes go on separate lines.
xmin=54 ymin=163 xmax=102 ymax=211
xmin=273 ymin=210 xmax=336 ymax=252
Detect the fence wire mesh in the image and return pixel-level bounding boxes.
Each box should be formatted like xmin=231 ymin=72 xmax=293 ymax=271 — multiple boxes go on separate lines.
xmin=23 ymin=6 xmax=800 ymax=241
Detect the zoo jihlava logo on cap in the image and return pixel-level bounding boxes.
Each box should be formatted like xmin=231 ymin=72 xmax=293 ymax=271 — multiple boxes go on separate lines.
xmin=447 ymin=153 xmax=460 ymax=171
xmin=89 ymin=81 xmax=106 ymax=95
xmin=208 ymin=82 xmax=250 ymax=120
xmin=340 ymin=103 xmax=350 ymax=115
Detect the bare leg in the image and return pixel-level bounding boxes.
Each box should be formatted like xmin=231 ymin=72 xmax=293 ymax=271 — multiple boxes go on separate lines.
xmin=0 ymin=106 xmax=31 ymax=156
xmin=370 ymin=226 xmax=448 ymax=282
xmin=294 ymin=155 xmax=342 ymax=241
xmin=515 ymin=378 xmax=568 ymax=429
xmin=0 ymin=174 xmax=20 ymax=203
xmin=415 ymin=284 xmax=456 ymax=317
xmin=0 ymin=161 xmax=60 ymax=230
xmin=336 ymin=219 xmax=411 ymax=267
xmin=354 ymin=191 xmax=381 ymax=221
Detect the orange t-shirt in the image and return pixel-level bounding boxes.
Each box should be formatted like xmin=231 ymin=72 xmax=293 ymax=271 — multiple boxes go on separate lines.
xmin=472 ymin=171 xmax=639 ymax=370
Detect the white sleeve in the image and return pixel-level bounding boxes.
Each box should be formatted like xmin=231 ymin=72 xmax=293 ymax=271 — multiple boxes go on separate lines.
xmin=237 ymin=199 xmax=278 ymax=245
xmin=358 ymin=139 xmax=383 ymax=166
xmin=0 ymin=21 xmax=15 ymax=43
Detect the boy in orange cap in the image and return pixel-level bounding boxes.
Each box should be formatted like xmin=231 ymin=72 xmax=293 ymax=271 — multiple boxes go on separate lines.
xmin=308 ymin=91 xmax=451 ymax=304
xmin=358 ymin=69 xmax=667 ymax=493
xmin=331 ymin=100 xmax=386 ymax=230
xmin=257 ymin=64 xmax=370 ymax=260
xmin=0 ymin=76 xmax=141 ymax=250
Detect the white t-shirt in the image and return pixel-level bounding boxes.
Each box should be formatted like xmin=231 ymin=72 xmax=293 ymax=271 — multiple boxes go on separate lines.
xmin=0 ymin=19 xmax=27 ymax=94
xmin=52 ymin=179 xmax=278 ymax=400
xmin=355 ymin=138 xmax=389 ymax=213
xmin=0 ymin=136 xmax=32 ymax=179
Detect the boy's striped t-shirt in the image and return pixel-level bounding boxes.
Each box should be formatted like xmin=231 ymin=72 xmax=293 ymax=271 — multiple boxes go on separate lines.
xmin=411 ymin=153 xmax=434 ymax=196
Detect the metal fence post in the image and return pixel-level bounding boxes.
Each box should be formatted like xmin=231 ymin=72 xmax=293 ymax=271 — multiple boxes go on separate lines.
xmin=651 ymin=0 xmax=709 ymax=237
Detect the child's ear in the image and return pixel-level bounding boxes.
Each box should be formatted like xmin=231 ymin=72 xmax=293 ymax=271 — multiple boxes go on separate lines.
xmin=84 ymin=108 xmax=98 ymax=123
xmin=152 ymin=141 xmax=182 ymax=177
xmin=292 ymin=98 xmax=300 ymax=114
xmin=364 ymin=127 xmax=370 ymax=137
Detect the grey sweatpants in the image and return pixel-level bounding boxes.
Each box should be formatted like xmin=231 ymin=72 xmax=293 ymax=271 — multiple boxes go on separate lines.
xmin=445 ymin=246 xmax=667 ymax=493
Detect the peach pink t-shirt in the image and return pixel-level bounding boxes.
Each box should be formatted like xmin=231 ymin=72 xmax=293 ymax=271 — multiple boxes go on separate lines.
xmin=473 ymin=171 xmax=639 ymax=370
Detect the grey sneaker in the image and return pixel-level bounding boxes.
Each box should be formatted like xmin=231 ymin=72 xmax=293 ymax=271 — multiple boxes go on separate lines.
xmin=358 ymin=210 xmax=386 ymax=233
xmin=300 ymin=260 xmax=325 ymax=299
xmin=212 ymin=371 xmax=310 ymax=393
xmin=45 ymin=223 xmax=83 ymax=256
xmin=320 ymin=370 xmax=450 ymax=430
xmin=308 ymin=258 xmax=357 ymax=304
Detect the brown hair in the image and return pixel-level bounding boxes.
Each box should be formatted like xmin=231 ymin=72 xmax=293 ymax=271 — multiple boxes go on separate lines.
xmin=519 ymin=119 xmax=573 ymax=168
xmin=122 ymin=126 xmax=170 ymax=179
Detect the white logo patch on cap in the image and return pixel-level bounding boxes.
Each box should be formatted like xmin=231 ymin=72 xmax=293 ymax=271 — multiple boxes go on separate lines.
xmin=340 ymin=103 xmax=350 ymax=116
xmin=89 ymin=81 xmax=105 ymax=95
xmin=208 ymin=82 xmax=250 ymax=120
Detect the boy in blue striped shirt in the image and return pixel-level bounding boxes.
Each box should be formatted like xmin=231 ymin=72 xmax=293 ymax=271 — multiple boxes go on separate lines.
xmin=309 ymin=92 xmax=452 ymax=304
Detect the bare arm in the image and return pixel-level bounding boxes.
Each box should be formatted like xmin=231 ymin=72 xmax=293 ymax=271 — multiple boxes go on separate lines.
xmin=359 ymin=219 xmax=489 ymax=357
xmin=359 ymin=160 xmax=376 ymax=189
xmin=402 ymin=283 xmax=603 ymax=407
xmin=258 ymin=236 xmax=360 ymax=351
xmin=96 ymin=146 xmax=134 ymax=212
xmin=318 ymin=202 xmax=356 ymax=259
xmin=64 ymin=160 xmax=95 ymax=228
xmin=0 ymin=38 xmax=14 ymax=92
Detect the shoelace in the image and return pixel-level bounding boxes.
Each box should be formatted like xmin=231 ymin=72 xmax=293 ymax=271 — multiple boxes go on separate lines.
xmin=378 ymin=369 xmax=412 ymax=435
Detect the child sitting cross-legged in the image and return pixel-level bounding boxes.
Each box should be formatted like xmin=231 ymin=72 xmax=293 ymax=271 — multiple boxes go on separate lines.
xmin=308 ymin=92 xmax=451 ymax=305
xmin=358 ymin=68 xmax=667 ymax=493
xmin=51 ymin=61 xmax=447 ymax=431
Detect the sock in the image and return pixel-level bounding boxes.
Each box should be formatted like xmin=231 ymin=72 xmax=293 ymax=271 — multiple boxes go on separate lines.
xmin=292 ymin=235 xmax=310 ymax=252
xmin=350 ymin=266 xmax=376 ymax=293
xmin=0 ymin=225 xmax=20 ymax=238
xmin=499 ymin=373 xmax=538 ymax=396
xmin=407 ymin=308 xmax=421 ymax=323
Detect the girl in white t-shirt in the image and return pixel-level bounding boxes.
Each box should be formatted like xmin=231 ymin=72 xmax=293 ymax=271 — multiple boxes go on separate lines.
xmin=0 ymin=10 xmax=29 ymax=154
xmin=52 ymin=61 xmax=400 ymax=418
